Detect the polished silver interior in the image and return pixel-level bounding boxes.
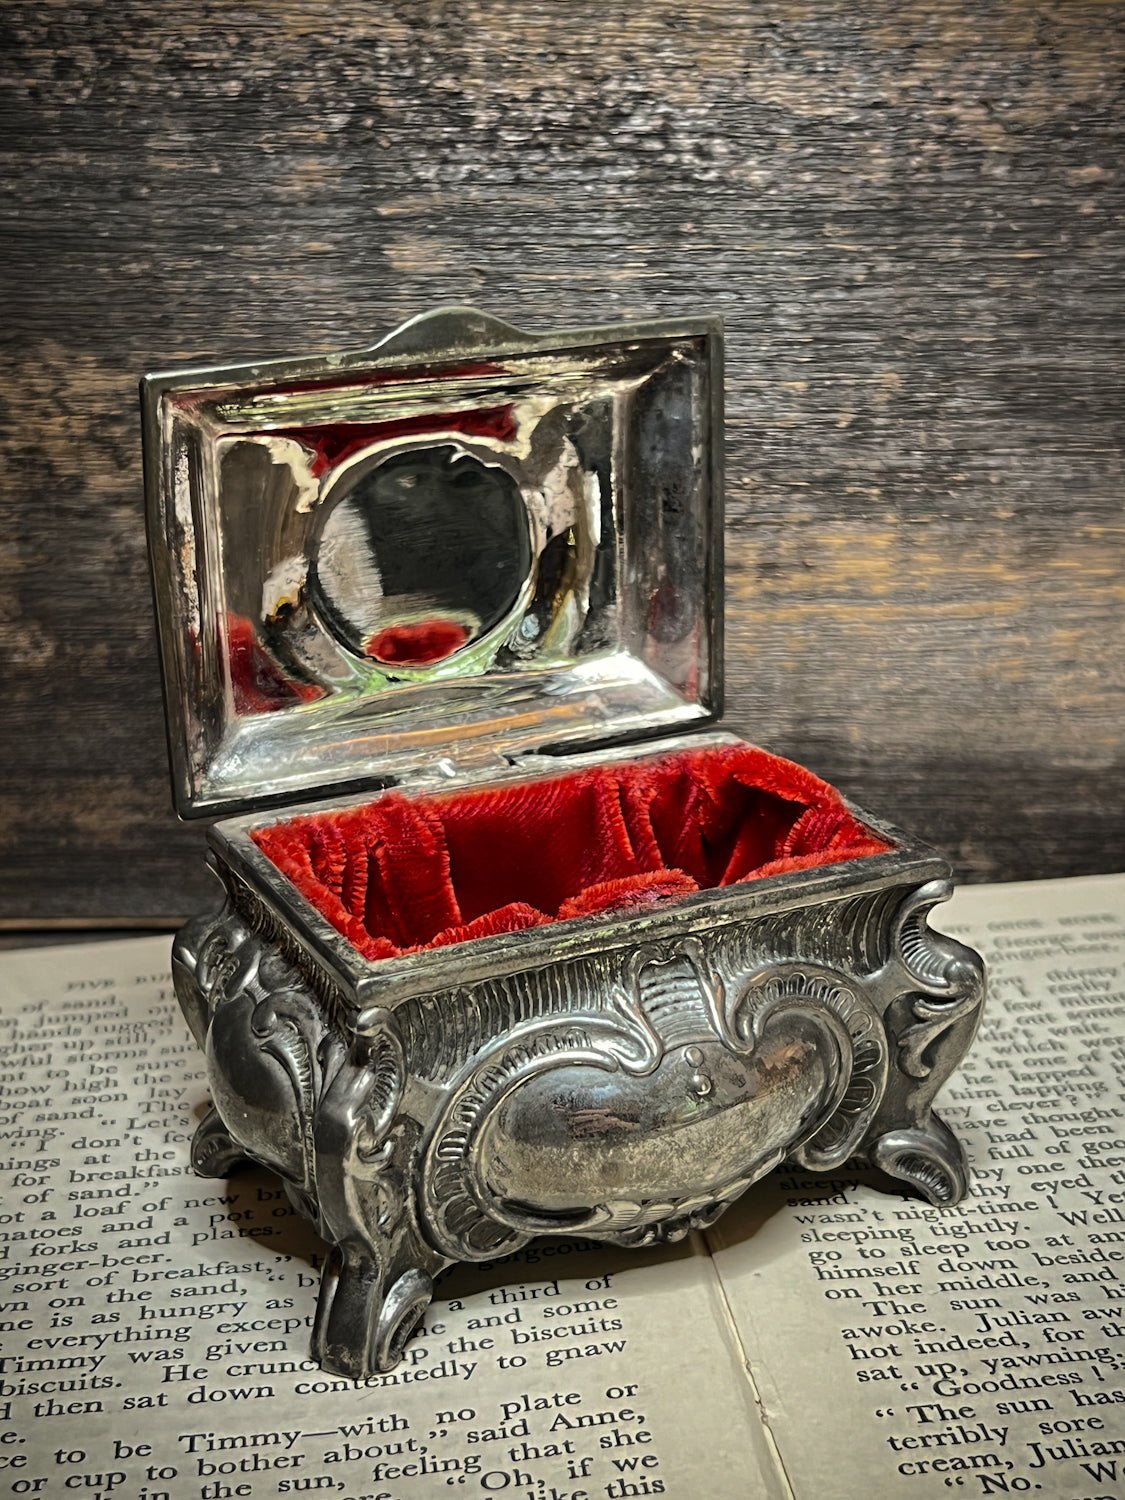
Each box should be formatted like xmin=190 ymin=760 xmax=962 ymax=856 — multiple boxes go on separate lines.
xmin=144 ymin=310 xmax=724 ymax=816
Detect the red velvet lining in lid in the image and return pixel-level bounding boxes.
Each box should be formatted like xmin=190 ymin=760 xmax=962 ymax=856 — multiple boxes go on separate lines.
xmin=251 ymin=743 xmax=893 ymax=963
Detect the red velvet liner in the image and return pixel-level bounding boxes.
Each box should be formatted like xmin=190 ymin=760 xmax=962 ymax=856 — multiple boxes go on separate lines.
xmin=251 ymin=744 xmax=893 ymax=963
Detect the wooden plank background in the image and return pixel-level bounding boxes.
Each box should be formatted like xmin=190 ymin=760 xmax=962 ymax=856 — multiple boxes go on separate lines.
xmin=2 ymin=0 xmax=1122 ymax=922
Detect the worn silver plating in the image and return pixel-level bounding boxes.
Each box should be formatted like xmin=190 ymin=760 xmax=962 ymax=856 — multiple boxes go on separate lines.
xmin=148 ymin=308 xmax=984 ymax=1381
xmin=172 ymin=875 xmax=984 ymax=1380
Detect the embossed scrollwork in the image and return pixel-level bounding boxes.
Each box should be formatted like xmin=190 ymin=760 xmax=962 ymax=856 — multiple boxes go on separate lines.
xmin=581 ymin=1172 xmax=769 ymax=1248
xmin=420 ymin=943 xmax=894 ymax=1259
xmin=421 ymin=1020 xmax=608 ymax=1262
xmin=174 ymin=905 xmax=323 ymax=1184
xmin=173 ymin=902 xmax=432 ymax=1379
xmin=175 ymin=871 xmax=983 ymax=1378
xmin=727 ymin=964 xmax=889 ymax=1171
xmin=891 ymin=880 xmax=986 ymax=1081
xmin=871 ymin=1119 xmax=969 ymax=1206
xmin=313 ymin=1009 xmax=408 ymax=1254
xmin=860 ymin=880 xmax=986 ymax=1207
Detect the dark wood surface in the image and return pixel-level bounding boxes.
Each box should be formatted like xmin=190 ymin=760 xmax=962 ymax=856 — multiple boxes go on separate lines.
xmin=2 ymin=1 xmax=1123 ymax=922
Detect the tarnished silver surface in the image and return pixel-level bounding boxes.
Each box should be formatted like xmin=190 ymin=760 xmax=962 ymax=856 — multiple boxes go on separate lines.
xmin=172 ymin=852 xmax=983 ymax=1379
xmin=148 ymin=309 xmax=985 ymax=1380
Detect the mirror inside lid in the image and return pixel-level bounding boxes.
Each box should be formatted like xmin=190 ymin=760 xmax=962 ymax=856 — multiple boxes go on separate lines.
xmin=143 ymin=308 xmax=724 ymax=818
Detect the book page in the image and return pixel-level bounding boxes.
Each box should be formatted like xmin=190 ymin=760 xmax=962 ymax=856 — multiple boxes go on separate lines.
xmin=0 ymin=935 xmax=783 ymax=1500
xmin=707 ymin=872 xmax=1125 ymax=1499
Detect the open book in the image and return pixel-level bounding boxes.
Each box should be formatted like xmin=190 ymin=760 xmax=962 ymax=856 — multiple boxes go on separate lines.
xmin=2 ymin=873 xmax=1123 ymax=1498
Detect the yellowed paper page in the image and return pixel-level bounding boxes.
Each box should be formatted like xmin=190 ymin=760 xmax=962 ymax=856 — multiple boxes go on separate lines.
xmin=707 ymin=873 xmax=1125 ymax=1500
xmin=0 ymin=935 xmax=783 ymax=1500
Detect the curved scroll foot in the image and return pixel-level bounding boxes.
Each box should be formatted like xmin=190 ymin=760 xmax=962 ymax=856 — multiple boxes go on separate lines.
xmin=311 ymin=1242 xmax=433 ymax=1380
xmin=191 ymin=1107 xmax=256 ymax=1178
xmin=871 ymin=1113 xmax=968 ymax=1206
xmin=375 ymin=1268 xmax=434 ymax=1372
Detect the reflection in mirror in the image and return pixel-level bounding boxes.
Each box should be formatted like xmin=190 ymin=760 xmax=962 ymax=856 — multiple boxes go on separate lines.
xmin=310 ymin=445 xmax=532 ymax=669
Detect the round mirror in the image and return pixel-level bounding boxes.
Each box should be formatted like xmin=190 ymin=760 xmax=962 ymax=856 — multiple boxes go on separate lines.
xmin=310 ymin=444 xmax=532 ymax=668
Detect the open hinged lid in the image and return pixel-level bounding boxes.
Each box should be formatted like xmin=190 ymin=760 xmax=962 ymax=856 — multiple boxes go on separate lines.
xmin=143 ymin=308 xmax=724 ymax=818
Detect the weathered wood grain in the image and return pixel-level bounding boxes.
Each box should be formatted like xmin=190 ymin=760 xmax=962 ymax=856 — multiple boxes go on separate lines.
xmin=1 ymin=1 xmax=1122 ymax=919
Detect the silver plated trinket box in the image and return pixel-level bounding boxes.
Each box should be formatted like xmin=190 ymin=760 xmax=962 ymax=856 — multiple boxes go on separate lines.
xmin=143 ymin=308 xmax=984 ymax=1379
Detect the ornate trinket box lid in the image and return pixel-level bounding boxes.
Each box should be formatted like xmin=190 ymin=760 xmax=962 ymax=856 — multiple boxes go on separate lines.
xmin=143 ymin=308 xmax=724 ymax=819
